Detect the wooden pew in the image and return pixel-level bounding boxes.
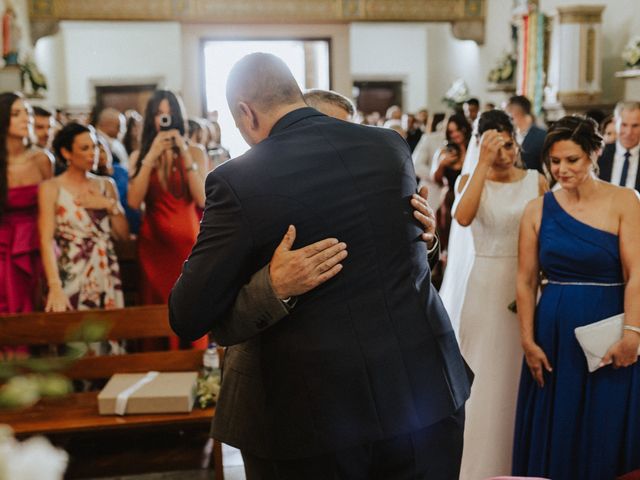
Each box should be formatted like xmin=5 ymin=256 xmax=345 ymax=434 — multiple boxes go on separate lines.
xmin=0 ymin=305 xmax=224 ymax=479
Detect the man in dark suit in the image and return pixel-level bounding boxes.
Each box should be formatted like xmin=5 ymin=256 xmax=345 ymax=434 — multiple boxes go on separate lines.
xmin=506 ymin=95 xmax=546 ymax=172
xmin=598 ymin=101 xmax=640 ymax=191
xmin=169 ymin=53 xmax=471 ymax=479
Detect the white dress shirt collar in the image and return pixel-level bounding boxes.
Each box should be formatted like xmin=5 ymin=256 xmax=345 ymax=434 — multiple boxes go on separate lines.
xmin=612 ymin=141 xmax=640 ymax=188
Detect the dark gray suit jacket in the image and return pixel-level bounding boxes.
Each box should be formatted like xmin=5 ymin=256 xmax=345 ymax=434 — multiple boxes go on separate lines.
xmin=213 ymin=239 xmax=440 ymax=457
xmin=169 ymin=107 xmax=471 ymax=459
xmin=521 ymin=125 xmax=546 ymax=173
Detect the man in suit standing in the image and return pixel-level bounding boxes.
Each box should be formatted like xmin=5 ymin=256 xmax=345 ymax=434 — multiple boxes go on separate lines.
xmin=169 ymin=53 xmax=470 ymax=479
xmin=598 ymin=101 xmax=640 ymax=192
xmin=506 ymin=95 xmax=546 ymax=172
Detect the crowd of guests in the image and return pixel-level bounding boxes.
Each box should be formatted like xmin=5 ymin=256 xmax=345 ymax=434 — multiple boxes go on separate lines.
xmin=1 ymin=83 xmax=639 ymax=479
xmin=427 ymin=99 xmax=639 ymax=480
xmin=0 ymin=90 xmax=229 ymax=339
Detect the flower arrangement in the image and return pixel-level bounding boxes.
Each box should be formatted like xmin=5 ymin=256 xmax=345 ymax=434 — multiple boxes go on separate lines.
xmin=442 ymin=79 xmax=470 ymax=109
xmin=196 ymin=373 xmax=221 ymax=408
xmin=0 ymin=426 xmax=68 ymax=480
xmin=19 ymin=57 xmax=48 ymax=97
xmin=622 ymin=36 xmax=640 ymax=69
xmin=488 ymin=52 xmax=517 ymax=84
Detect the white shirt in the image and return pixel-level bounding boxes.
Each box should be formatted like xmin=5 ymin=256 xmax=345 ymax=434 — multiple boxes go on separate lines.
xmin=611 ymin=141 xmax=640 ymax=189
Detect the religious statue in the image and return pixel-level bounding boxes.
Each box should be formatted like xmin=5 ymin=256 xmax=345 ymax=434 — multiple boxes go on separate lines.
xmin=2 ymin=4 xmax=21 ymax=65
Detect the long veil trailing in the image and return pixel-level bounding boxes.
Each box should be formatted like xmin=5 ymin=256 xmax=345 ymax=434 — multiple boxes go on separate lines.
xmin=438 ymin=121 xmax=480 ymax=337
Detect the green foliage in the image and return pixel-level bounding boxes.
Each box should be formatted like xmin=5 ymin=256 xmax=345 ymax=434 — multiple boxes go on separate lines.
xmin=66 ymin=319 xmax=111 ymax=343
xmin=0 ymin=319 xmax=110 ymax=409
xmin=196 ymin=373 xmax=221 ymax=409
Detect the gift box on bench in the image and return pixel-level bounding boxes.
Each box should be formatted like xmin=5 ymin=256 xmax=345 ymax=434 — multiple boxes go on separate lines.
xmin=98 ymin=371 xmax=198 ymax=415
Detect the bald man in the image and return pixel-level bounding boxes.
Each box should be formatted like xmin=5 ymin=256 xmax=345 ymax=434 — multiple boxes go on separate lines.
xmin=170 ymin=53 xmax=470 ymax=479
xmin=96 ymin=107 xmax=129 ymax=167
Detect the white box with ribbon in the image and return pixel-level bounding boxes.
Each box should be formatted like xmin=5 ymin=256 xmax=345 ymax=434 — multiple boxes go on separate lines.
xmin=97 ymin=371 xmax=198 ymax=415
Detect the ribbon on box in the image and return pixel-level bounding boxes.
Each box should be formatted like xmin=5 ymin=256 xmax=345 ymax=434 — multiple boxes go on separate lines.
xmin=115 ymin=371 xmax=159 ymax=415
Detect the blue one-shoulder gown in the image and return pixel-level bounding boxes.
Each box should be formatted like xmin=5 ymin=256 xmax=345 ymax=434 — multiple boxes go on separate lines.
xmin=512 ymin=192 xmax=640 ymax=480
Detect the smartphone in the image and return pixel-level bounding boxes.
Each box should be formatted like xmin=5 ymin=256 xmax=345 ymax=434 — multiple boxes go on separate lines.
xmin=159 ymin=114 xmax=173 ymax=131
xmin=445 ymin=142 xmax=461 ymax=155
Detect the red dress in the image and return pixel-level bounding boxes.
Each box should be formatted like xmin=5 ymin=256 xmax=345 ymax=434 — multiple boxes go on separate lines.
xmin=138 ymin=162 xmax=207 ymax=349
xmin=0 ymin=184 xmax=42 ymax=313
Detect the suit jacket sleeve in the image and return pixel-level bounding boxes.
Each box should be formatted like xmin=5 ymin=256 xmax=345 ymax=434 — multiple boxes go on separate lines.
xmin=427 ymin=233 xmax=440 ymax=271
xmin=212 ymin=265 xmax=291 ymax=346
xmin=169 ymin=171 xmax=287 ymax=344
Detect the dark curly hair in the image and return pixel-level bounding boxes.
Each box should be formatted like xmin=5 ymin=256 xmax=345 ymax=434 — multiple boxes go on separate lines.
xmin=477 ymin=109 xmax=515 ymax=137
xmin=52 ymin=122 xmax=93 ymax=166
xmin=541 ymin=115 xmax=603 ymax=179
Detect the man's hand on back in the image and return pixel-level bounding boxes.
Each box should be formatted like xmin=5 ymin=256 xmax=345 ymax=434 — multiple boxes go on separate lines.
xmin=269 ymin=225 xmax=348 ymax=299
xmin=411 ymin=185 xmax=437 ymax=249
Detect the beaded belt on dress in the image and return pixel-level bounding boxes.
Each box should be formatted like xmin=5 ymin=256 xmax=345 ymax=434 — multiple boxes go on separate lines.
xmin=547 ymin=280 xmax=625 ymax=287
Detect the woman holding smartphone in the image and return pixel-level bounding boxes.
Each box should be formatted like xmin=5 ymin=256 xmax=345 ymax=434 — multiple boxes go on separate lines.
xmin=128 ymin=90 xmax=207 ymax=349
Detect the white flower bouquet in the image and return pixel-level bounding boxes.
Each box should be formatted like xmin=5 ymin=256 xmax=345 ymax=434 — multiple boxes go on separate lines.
xmin=442 ymin=79 xmax=470 ymax=109
xmin=622 ymin=36 xmax=640 ymax=68
xmin=0 ymin=426 xmax=68 ymax=480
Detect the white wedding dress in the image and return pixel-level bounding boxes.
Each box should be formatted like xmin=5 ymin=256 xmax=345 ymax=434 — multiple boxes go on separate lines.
xmin=458 ymin=169 xmax=539 ymax=480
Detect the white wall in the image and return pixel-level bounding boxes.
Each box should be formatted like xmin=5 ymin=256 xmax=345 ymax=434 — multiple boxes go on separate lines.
xmin=540 ymin=0 xmax=640 ymax=101
xmin=420 ymin=0 xmax=640 ymax=111
xmin=350 ymin=22 xmax=428 ymax=112
xmin=34 ymin=33 xmax=66 ymax=105
xmin=29 ymin=0 xmax=640 ymax=113
xmin=35 ymin=21 xmax=182 ymax=108
xmin=347 ymin=2 xmax=513 ymax=114
xmin=424 ymin=0 xmax=515 ymax=111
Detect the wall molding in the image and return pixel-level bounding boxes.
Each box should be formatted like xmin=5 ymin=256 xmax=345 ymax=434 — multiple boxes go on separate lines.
xmin=29 ymin=0 xmax=485 ymax=41
xmin=30 ymin=0 xmax=484 ymax=22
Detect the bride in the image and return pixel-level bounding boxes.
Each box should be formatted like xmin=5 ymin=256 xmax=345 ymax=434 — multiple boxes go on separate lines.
xmin=445 ymin=110 xmax=547 ymax=479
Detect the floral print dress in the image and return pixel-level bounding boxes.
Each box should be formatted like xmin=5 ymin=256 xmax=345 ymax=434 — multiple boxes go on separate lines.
xmin=55 ymin=183 xmax=123 ymax=310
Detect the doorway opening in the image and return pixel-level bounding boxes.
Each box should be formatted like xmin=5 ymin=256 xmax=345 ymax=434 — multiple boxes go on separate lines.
xmin=202 ymin=39 xmax=331 ymax=157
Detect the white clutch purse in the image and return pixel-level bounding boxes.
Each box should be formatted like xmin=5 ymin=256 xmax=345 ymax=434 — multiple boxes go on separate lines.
xmin=574 ymin=313 xmax=640 ymax=372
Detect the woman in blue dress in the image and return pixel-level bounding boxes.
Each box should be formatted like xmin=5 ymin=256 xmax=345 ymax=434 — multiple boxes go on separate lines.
xmin=513 ymin=115 xmax=640 ymax=480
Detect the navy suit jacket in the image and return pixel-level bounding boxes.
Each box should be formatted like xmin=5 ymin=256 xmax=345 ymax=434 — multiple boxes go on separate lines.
xmin=598 ymin=143 xmax=640 ymax=191
xmin=169 ymin=108 xmax=471 ymax=459
xmin=521 ymin=125 xmax=546 ymax=173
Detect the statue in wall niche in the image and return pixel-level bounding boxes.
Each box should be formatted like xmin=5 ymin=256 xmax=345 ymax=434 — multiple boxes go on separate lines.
xmin=2 ymin=4 xmax=21 ymax=65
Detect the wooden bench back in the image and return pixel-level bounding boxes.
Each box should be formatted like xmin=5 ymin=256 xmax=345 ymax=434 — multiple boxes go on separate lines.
xmin=0 ymin=305 xmax=205 ymax=380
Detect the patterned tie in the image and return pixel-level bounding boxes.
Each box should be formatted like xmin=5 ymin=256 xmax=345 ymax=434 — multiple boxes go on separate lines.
xmin=620 ymin=150 xmax=631 ymax=186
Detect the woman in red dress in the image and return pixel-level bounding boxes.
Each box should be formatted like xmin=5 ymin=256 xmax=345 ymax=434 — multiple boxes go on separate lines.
xmin=128 ymin=90 xmax=207 ymax=349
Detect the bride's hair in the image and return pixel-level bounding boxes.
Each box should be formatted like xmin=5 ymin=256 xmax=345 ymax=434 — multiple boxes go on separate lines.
xmin=477 ymin=109 xmax=515 ymax=137
xmin=476 ymin=109 xmax=523 ymax=168
xmin=541 ymin=115 xmax=603 ymax=178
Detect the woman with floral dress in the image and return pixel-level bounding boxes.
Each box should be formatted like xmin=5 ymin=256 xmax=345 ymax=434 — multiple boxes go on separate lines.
xmin=39 ymin=123 xmax=129 ymax=312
